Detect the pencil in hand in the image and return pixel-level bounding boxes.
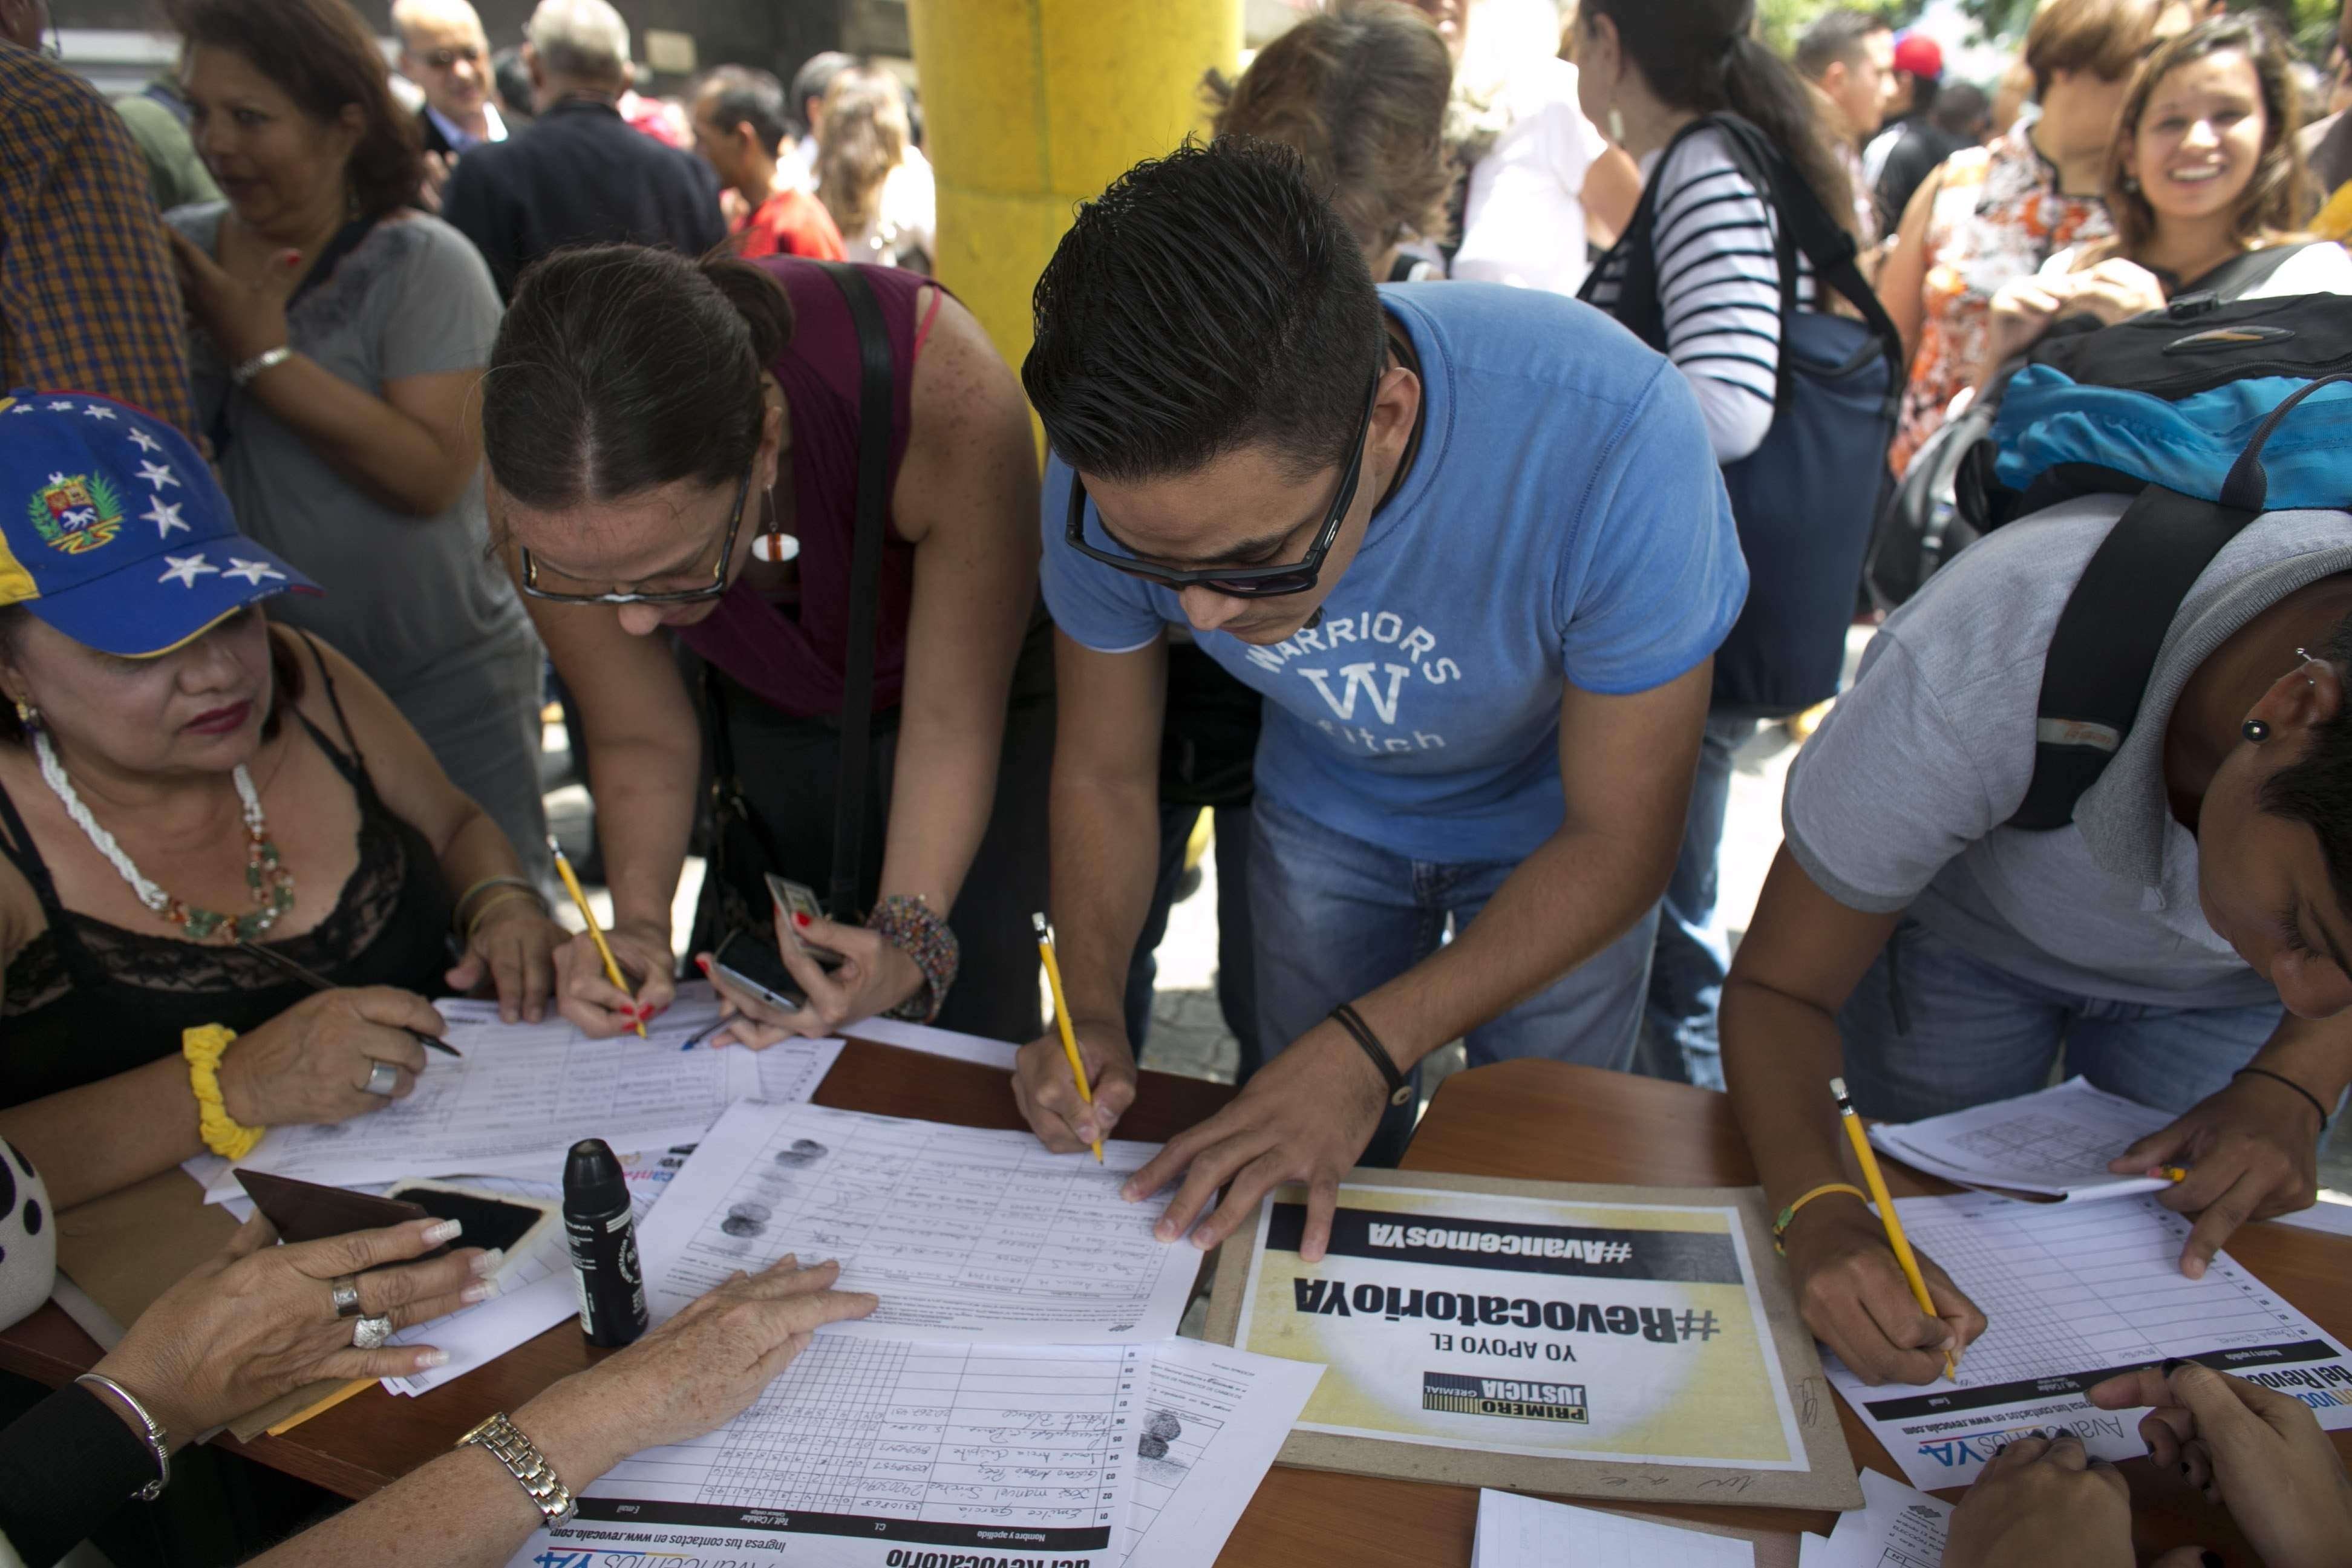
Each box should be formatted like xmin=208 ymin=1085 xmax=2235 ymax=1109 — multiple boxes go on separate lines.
xmin=1832 ymin=1076 xmax=1958 ymax=1382
xmin=1033 ymin=913 xmax=1103 ymax=1165
xmin=549 ymin=837 xmax=647 ymax=1039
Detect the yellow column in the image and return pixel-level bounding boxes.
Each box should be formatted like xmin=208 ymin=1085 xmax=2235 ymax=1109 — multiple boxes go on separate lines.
xmin=907 ymin=0 xmax=1243 ymax=380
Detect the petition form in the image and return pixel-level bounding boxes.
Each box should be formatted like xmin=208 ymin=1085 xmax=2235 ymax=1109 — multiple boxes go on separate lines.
xmin=637 ymin=1101 xmax=1204 ymax=1344
xmin=1824 ymin=1193 xmax=2352 ymax=1490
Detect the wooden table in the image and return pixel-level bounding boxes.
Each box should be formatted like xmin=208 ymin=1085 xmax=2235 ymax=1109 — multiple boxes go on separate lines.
xmin=4 ymin=1049 xmax=2347 ymax=1564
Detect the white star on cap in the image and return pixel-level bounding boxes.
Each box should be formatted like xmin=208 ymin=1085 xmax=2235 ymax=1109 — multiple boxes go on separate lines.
xmin=158 ymin=554 xmax=218 ymax=588
xmin=125 ymin=427 xmax=162 ymax=452
xmin=222 ymin=558 xmax=284 ymax=584
xmin=143 ymin=497 xmax=189 ymax=538
xmin=45 ymin=401 xmax=74 ymax=412
xmin=4 ymin=402 xmax=33 ymax=414
xmin=136 ymin=460 xmax=180 ymax=490
xmin=81 ymin=405 xmax=116 ymax=420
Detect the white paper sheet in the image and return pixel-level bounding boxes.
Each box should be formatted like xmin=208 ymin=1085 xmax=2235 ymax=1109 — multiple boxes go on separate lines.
xmin=637 ymin=1100 xmax=1204 ymax=1345
xmin=1469 ymin=1489 xmax=1754 ymax=1566
xmin=846 ymin=1014 xmax=1021 ymax=1071
xmin=505 ymin=1341 xmax=1143 ymax=1567
xmin=1824 ymin=1192 xmax=2352 ymax=1491
xmin=1122 ymin=1340 xmax=1323 ymax=1568
xmin=1801 ymin=1469 xmax=1951 ymax=1568
xmin=2270 ymin=1194 xmax=2352 ymax=1238
xmin=1867 ymin=1077 xmax=2171 ymax=1200
xmin=202 ymin=1001 xmax=841 ymax=1200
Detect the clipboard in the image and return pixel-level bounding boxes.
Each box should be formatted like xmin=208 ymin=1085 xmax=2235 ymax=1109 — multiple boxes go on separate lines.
xmin=1204 ymin=1168 xmax=1864 ymax=1511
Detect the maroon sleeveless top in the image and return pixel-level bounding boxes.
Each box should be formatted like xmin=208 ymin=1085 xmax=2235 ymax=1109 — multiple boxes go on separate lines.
xmin=675 ymin=259 xmax=929 ymax=718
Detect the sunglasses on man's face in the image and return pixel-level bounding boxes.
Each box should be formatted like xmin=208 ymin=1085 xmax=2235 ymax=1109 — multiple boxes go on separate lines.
xmin=1062 ymin=372 xmax=1381 ymax=599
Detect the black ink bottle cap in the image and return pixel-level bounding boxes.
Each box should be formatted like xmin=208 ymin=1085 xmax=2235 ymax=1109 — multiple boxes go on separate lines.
xmin=564 ymin=1138 xmax=627 ymax=1212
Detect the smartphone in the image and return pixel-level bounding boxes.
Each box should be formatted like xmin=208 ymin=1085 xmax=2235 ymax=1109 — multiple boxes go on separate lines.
xmin=235 ymin=1169 xmax=440 ymax=1258
xmin=711 ymin=926 xmax=809 ymax=1013
xmin=763 ymin=873 xmax=845 ymax=970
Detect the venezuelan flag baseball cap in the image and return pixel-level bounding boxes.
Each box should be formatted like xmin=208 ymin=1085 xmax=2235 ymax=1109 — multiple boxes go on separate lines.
xmin=0 ymin=390 xmax=316 ymax=658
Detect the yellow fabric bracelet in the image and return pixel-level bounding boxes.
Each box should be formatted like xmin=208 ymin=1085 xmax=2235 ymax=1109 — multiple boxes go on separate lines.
xmin=1772 ymin=1181 xmax=1869 ymax=1255
xmin=183 ymin=1025 xmax=264 ymax=1160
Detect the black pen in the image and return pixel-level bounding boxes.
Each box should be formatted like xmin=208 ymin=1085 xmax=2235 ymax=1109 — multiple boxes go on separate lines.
xmin=235 ymin=940 xmax=463 ymax=1058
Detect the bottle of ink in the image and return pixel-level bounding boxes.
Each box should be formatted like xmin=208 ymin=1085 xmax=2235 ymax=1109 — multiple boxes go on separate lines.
xmin=563 ymin=1137 xmax=648 ymax=1347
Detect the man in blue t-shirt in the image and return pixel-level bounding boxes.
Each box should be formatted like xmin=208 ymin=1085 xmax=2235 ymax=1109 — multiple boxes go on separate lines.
xmin=1014 ymin=141 xmax=1748 ymax=1261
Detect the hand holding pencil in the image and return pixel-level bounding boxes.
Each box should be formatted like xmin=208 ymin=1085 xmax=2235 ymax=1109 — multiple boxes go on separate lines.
xmin=549 ymin=837 xmax=658 ymax=1039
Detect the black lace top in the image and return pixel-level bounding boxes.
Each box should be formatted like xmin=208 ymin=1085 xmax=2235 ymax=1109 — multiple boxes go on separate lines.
xmin=0 ymin=638 xmax=456 ymax=1109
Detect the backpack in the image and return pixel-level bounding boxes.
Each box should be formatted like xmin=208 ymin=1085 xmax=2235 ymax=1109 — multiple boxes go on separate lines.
xmin=1861 ymin=243 xmax=2327 ymax=612
xmin=1950 ymin=289 xmax=2352 ymax=829
xmin=1583 ymin=114 xmax=1905 ymax=718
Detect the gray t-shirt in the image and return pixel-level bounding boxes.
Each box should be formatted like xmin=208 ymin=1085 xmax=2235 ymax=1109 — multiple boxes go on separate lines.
xmin=169 ymin=206 xmax=535 ymax=691
xmin=1786 ymin=495 xmax=2352 ymax=1008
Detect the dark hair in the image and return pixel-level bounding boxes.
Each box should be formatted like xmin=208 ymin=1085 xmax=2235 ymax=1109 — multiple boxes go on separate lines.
xmin=1932 ymin=79 xmax=1990 ymax=137
xmin=1204 ymin=1 xmax=1456 ymax=260
xmin=2261 ymin=608 xmax=2352 ymax=916
xmin=1794 ymin=8 xmax=1887 ymax=82
xmin=185 ymin=0 xmax=422 ymax=222
xmin=788 ymin=49 xmax=857 ymax=133
xmin=1583 ymin=0 xmax=1858 ymax=236
xmin=2102 ymin=15 xmax=2308 ymax=260
xmin=1022 ymin=139 xmax=1385 ymax=485
xmin=483 ymin=246 xmax=794 ymax=509
xmin=492 ymin=44 xmax=534 ymax=120
xmin=2025 ymin=0 xmax=2164 ymax=98
xmin=0 ymin=608 xmax=304 ymax=745
xmin=697 ymin=64 xmax=789 ymax=155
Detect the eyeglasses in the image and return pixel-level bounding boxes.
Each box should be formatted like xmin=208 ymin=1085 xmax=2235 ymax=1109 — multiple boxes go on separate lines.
xmin=518 ymin=466 xmax=751 ymax=606
xmin=422 ymin=45 xmax=483 ymax=68
xmin=1062 ymin=371 xmax=1381 ymax=599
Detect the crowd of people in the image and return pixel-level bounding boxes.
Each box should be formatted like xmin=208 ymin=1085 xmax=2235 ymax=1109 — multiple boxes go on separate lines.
xmin=2 ymin=0 xmax=2351 ymax=1560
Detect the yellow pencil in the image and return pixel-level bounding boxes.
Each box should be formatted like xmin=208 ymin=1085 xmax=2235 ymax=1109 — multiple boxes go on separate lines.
xmin=548 ymin=837 xmax=645 ymax=1039
xmin=1033 ymin=913 xmax=1102 ymax=1164
xmin=1832 ymin=1076 xmax=1956 ymax=1382
xmin=265 ymin=1376 xmax=372 ymax=1436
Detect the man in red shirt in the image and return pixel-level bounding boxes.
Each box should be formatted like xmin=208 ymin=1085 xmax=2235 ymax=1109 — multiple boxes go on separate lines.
xmin=690 ymin=65 xmax=845 ymax=261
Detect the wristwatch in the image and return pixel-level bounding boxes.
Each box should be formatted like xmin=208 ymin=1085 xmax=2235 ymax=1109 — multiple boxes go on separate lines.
xmin=456 ymin=1411 xmax=578 ymax=1527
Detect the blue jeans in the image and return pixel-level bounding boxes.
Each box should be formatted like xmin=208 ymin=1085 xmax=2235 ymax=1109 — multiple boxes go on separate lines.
xmin=1641 ymin=714 xmax=1757 ymax=1090
xmin=1248 ymin=794 xmax=1659 ymax=1165
xmin=1838 ymin=920 xmax=2284 ymax=1120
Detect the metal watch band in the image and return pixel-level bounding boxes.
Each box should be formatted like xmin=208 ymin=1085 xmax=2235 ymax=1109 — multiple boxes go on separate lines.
xmin=76 ymin=1373 xmax=169 ymax=1502
xmin=457 ymin=1411 xmax=577 ymax=1527
xmin=230 ymin=345 xmax=293 ymax=387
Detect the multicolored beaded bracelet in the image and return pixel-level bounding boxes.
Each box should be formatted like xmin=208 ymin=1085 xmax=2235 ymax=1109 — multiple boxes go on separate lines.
xmin=868 ymin=893 xmax=959 ymax=1024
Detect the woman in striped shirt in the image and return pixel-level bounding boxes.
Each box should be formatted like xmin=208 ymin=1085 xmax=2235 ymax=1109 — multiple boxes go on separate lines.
xmin=1572 ymin=0 xmax=1859 ymax=1092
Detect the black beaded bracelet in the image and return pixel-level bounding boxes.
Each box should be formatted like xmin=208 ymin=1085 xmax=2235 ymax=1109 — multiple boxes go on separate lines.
xmin=1328 ymin=1003 xmax=1413 ymax=1107
xmin=2233 ymin=1067 xmax=2332 ymax=1130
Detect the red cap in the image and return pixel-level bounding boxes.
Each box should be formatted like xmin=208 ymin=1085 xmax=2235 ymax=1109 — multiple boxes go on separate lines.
xmin=1892 ymin=31 xmax=1942 ymax=80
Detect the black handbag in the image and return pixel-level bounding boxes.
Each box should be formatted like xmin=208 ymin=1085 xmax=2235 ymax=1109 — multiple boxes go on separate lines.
xmin=702 ymin=261 xmax=894 ymax=932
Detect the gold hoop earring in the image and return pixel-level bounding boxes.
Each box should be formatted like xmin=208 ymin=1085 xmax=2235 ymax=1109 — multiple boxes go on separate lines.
xmin=13 ymin=700 xmax=39 ymax=731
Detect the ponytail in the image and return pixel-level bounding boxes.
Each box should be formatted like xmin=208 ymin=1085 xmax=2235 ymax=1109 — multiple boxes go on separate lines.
xmin=1586 ymin=0 xmax=1858 ymax=237
xmin=483 ymin=245 xmax=795 ymax=509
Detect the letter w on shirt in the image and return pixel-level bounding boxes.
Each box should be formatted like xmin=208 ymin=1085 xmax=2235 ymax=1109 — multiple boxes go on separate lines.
xmin=1300 ymin=662 xmax=1412 ymax=724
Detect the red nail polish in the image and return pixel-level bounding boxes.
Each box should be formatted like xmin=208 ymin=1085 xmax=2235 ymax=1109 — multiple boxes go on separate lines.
xmin=793 ymin=912 xmax=811 ymax=928
xmin=694 ymin=955 xmax=711 ymax=973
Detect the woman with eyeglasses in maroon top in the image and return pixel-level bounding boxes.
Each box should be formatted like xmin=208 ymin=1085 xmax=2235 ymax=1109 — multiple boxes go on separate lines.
xmin=482 ymin=247 xmax=1050 ymax=1047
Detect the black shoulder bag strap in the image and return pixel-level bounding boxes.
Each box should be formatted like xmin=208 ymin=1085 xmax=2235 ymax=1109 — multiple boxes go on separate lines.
xmin=1704 ymin=114 xmax=1906 ymax=412
xmin=2009 ymin=371 xmax=2352 ymax=829
xmin=812 ymin=260 xmax=895 ymax=920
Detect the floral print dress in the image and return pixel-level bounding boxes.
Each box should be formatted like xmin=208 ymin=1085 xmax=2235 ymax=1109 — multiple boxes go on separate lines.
xmin=1890 ymin=132 xmax=2111 ymax=476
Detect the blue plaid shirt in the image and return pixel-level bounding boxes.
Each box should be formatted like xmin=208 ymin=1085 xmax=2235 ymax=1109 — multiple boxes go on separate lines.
xmin=0 ymin=44 xmax=195 ymax=434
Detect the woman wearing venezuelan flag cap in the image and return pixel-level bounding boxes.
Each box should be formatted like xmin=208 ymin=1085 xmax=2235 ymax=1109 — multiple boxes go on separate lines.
xmin=0 ymin=391 xmax=568 ymax=1211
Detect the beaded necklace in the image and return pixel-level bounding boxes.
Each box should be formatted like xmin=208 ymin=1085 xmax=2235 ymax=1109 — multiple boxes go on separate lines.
xmin=33 ymin=730 xmax=296 ymax=942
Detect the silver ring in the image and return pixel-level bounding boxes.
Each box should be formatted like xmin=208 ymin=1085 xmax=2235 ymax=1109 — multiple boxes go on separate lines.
xmin=363 ymin=1059 xmax=399 ymax=1097
xmin=351 ymin=1313 xmax=394 ymax=1350
xmin=329 ymin=1275 xmax=363 ymax=1318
